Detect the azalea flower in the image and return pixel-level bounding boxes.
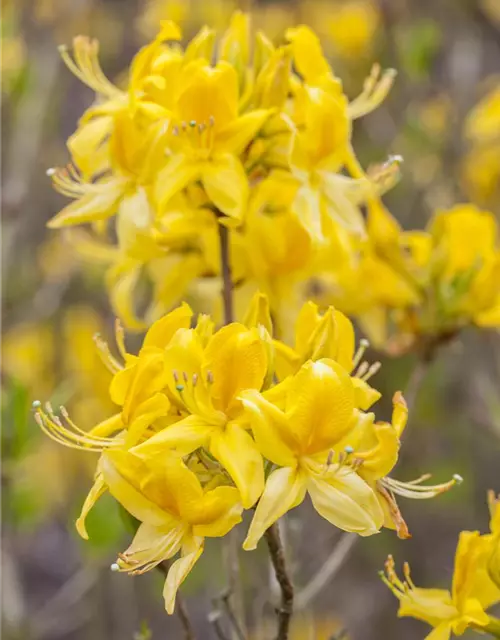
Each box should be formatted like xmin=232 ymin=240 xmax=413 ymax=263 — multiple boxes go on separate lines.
xmin=382 ymin=530 xmax=500 ymax=639
xmin=103 ymin=449 xmax=242 ymax=613
xmin=240 ymin=358 xmax=385 ymax=549
xmin=131 ymin=322 xmax=268 ymax=508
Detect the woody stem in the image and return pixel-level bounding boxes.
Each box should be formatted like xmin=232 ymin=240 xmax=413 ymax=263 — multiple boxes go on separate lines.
xmin=218 ymin=221 xmax=245 ymax=639
xmin=219 ymin=224 xmax=234 ymax=325
xmin=264 ymin=523 xmax=294 ymax=640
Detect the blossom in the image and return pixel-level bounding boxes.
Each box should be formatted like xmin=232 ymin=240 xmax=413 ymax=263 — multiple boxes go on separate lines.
xmin=103 ymin=449 xmax=242 ymax=613
xmin=130 ymin=321 xmax=269 ymax=508
xmin=240 ymin=358 xmax=385 ymax=549
xmin=382 ymin=530 xmax=500 ymax=639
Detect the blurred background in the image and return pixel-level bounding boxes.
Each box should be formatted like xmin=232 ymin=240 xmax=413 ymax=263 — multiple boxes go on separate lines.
xmin=2 ymin=0 xmax=500 ymax=638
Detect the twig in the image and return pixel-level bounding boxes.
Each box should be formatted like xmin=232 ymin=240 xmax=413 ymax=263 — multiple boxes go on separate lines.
xmin=158 ymin=561 xmax=196 ymax=640
xmin=404 ymin=357 xmax=430 ymax=412
xmin=295 ymin=533 xmax=357 ymax=611
xmin=219 ymin=591 xmax=247 ymax=640
xmin=219 ymin=224 xmax=234 ymax=324
xmin=208 ymin=611 xmax=231 ymax=640
xmin=264 ymin=523 xmax=294 ymax=640
xmin=218 ymin=220 xmax=246 ymax=637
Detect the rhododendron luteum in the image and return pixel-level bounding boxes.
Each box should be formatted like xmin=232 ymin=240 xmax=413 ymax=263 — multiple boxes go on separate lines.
xmin=313 ymin=202 xmax=500 ymax=353
xmin=35 ymin=296 xmax=459 ymax=613
xmin=383 ymin=493 xmax=500 ymax=639
xmin=46 ymin=13 xmax=399 ymax=329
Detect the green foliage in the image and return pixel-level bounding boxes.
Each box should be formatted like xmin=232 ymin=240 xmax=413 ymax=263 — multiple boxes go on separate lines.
xmin=399 ymin=20 xmax=442 ymax=80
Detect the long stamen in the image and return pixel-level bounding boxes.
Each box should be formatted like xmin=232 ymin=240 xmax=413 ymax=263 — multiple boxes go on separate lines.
xmin=93 ymin=333 xmax=122 ymax=373
xmin=33 ymin=401 xmax=120 ymax=451
xmin=114 ymin=319 xmax=127 ymax=360
xmin=352 ymin=338 xmax=369 ymax=370
xmin=361 ymin=361 xmax=381 ymax=381
xmin=382 ymin=474 xmax=462 ymax=499
xmin=59 ymin=37 xmax=121 ymax=98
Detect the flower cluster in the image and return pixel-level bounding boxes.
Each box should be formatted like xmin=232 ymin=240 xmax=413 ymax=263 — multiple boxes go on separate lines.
xmin=383 ymin=492 xmax=500 ymax=639
xmin=47 ymin=12 xmax=399 ymax=329
xmin=34 ymin=294 xmax=459 ymax=612
xmin=314 ymin=201 xmax=500 ymax=354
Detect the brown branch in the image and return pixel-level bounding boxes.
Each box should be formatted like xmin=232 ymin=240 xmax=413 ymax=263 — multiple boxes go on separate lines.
xmin=264 ymin=523 xmax=294 ymax=640
xmin=218 ymin=223 xmax=234 ymax=324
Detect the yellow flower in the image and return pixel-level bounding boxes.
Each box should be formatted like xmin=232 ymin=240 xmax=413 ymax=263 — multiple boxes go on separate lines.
xmin=47 ymin=112 xmax=167 ymax=228
xmin=235 ymin=173 xmax=313 ymax=313
xmin=240 ymin=359 xmax=385 ymax=549
xmin=340 ymin=392 xmax=460 ymax=539
xmin=383 ymin=529 xmax=500 ymax=639
xmin=34 ymin=304 xmax=194 ymax=537
xmin=327 ymin=0 xmax=380 ymax=59
xmin=464 ymin=84 xmax=500 ymax=145
xmin=130 ymin=322 xmax=268 ymax=508
xmin=270 ymin=299 xmax=383 ymax=412
xmin=103 ymin=449 xmax=242 ymax=613
xmin=155 ymin=59 xmax=271 ymax=222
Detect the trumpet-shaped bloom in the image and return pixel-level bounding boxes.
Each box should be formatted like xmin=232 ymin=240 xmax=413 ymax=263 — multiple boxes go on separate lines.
xmin=340 ymin=392 xmax=460 ymax=539
xmin=132 ymin=322 xmax=268 ymax=508
xmin=383 ymin=529 xmax=500 ymax=639
xmin=240 ymin=359 xmax=385 ymax=549
xmin=34 ymin=304 xmax=194 ymax=537
xmin=155 ymin=60 xmax=271 ymax=222
xmin=103 ymin=449 xmax=242 ymax=613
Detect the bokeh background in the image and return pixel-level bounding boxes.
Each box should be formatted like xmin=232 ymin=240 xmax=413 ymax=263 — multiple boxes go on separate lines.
xmin=2 ymin=0 xmax=500 ymax=638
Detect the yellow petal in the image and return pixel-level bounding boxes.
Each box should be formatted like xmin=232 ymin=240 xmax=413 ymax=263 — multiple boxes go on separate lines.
xmin=286 ymin=359 xmax=355 ymax=455
xmin=209 ymin=423 xmax=264 ymax=509
xmin=120 ymin=352 xmax=167 ymax=423
xmin=125 ymin=393 xmax=170 ymax=447
xmin=47 ymin=178 xmax=127 ymax=228
xmin=101 ymin=453 xmax=174 ymax=526
xmin=119 ymin=521 xmax=185 ymax=573
xmin=453 ymin=598 xmax=490 ymax=635
xmin=239 ymin=388 xmax=297 ymax=467
xmin=274 ymin=340 xmax=301 ymax=380
xmin=294 ymin=301 xmax=321 ymax=356
xmin=134 ymin=415 xmax=215 ymax=458
xmin=475 ymin=301 xmax=500 ymax=327
xmin=201 ymin=153 xmax=248 ymax=222
xmin=243 ymin=291 xmax=273 ymax=334
xmin=398 ymin=588 xmax=456 ymax=626
xmin=143 ymin=302 xmax=193 ymax=350
xmin=68 ymin=115 xmax=112 ymax=178
xmin=285 ymin=25 xmax=330 ymax=84
xmin=452 ymin=531 xmax=500 ymax=612
xmin=217 ymin=110 xmax=271 ymax=155
xmin=292 ymin=186 xmax=325 ymax=242
xmin=163 ymin=536 xmax=204 ymax=614
xmin=76 ymin=472 xmax=106 ymax=539
xmin=243 ymin=467 xmax=307 ymax=550
xmin=184 ymin=26 xmax=215 ymax=63
xmin=177 ymin=60 xmax=238 ymax=128
xmin=107 ymin=261 xmax=147 ymax=331
xmin=352 ymin=377 xmax=382 ymax=410
xmin=307 ymin=466 xmax=383 ymax=535
xmin=392 ymin=392 xmax=408 ymax=437
xmin=192 ymin=486 xmax=242 ymax=537
xmin=155 ymin=153 xmax=201 ymax=210
xmin=203 ymin=324 xmax=267 ymax=415
xmin=424 ymin=624 xmax=453 ymax=640
xmin=87 ymin=413 xmax=123 ymax=438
